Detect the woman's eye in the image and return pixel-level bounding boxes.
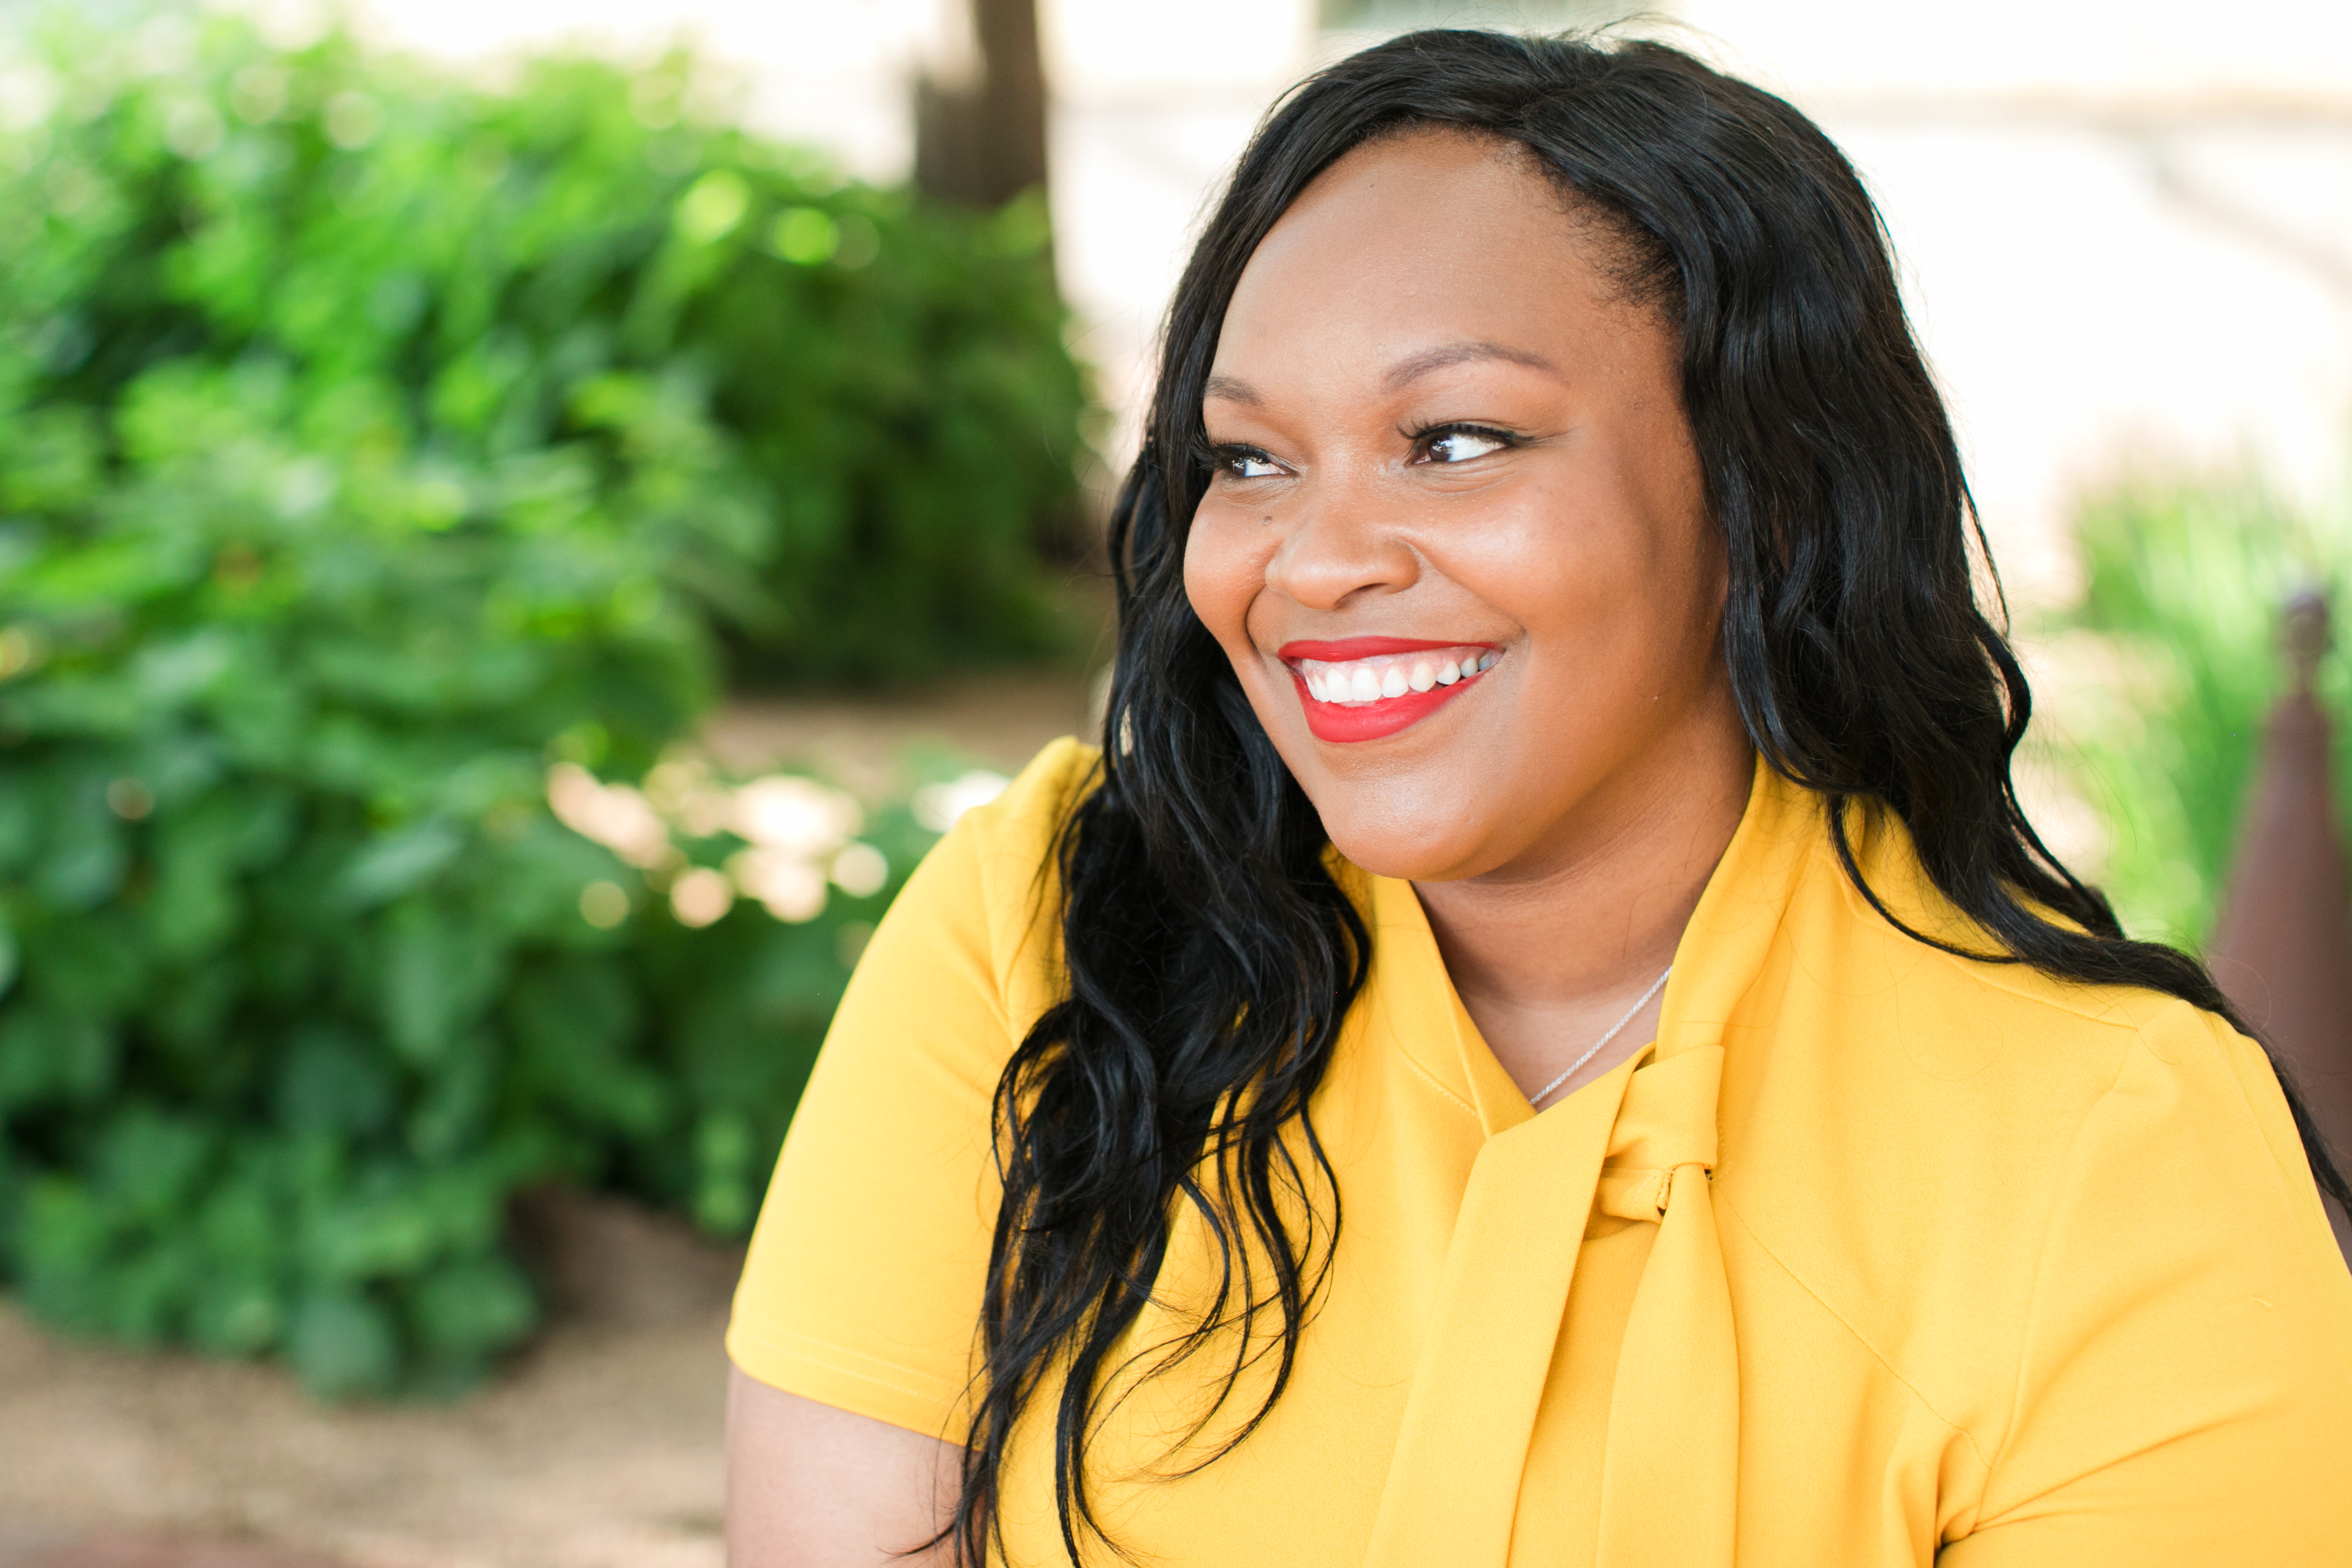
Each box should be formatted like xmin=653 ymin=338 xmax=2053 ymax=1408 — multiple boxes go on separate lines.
xmin=1420 ymin=428 xmax=1510 ymax=464
xmin=1222 ymin=449 xmax=1284 ymax=480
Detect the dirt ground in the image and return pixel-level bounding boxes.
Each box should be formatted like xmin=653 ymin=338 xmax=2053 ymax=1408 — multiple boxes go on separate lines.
xmin=0 ymin=1204 xmax=732 ymax=1568
xmin=702 ymin=668 xmax=1104 ymax=793
xmin=0 ymin=674 xmax=1098 ymax=1568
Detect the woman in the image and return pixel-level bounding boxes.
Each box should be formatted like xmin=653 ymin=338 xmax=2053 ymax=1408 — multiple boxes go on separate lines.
xmin=725 ymin=30 xmax=2352 ymax=1567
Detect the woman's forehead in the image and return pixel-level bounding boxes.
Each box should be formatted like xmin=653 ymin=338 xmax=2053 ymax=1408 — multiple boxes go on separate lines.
xmin=1210 ymin=132 xmax=1652 ymax=405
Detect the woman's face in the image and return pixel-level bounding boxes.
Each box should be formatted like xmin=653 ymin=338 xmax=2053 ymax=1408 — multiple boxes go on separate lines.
xmin=1183 ymin=127 xmax=1742 ymax=885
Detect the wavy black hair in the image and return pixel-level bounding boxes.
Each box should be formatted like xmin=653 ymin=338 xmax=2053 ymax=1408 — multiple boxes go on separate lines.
xmin=949 ymin=28 xmax=2352 ymax=1565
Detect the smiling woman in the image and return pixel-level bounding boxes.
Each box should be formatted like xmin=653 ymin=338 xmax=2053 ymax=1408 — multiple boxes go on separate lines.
xmin=1183 ymin=126 xmax=1745 ymax=1069
xmin=722 ymin=29 xmax=2352 ymax=1568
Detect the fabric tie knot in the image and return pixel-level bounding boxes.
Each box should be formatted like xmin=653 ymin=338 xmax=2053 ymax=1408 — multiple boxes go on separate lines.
xmin=1364 ymin=1041 xmax=1737 ymax=1568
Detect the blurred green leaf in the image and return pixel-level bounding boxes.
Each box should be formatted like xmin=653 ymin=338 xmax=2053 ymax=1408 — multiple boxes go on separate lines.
xmin=308 ymin=1191 xmax=437 ymax=1283
xmin=289 ymin=1288 xmax=401 ymax=1399
xmin=274 ymin=1027 xmax=396 ymax=1139
xmin=93 ymin=1105 xmax=214 ymax=1226
xmin=189 ymin=1273 xmax=285 ymax=1358
xmin=0 ymin=1005 xmax=117 ymax=1113
xmin=19 ymin=1175 xmax=111 ymax=1283
xmin=407 ymin=1253 xmax=535 ymax=1360
xmin=334 ymin=820 xmax=464 ymax=911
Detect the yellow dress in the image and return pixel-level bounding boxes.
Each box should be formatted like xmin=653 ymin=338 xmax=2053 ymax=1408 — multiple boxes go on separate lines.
xmin=728 ymin=739 xmax=2352 ymax=1566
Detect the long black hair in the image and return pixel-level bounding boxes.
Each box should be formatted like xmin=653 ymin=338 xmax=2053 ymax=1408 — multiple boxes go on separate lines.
xmin=951 ymin=29 xmax=2352 ymax=1564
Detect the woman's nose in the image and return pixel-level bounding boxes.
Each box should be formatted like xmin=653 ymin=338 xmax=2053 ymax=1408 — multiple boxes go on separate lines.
xmin=1261 ymin=478 xmax=1420 ymax=612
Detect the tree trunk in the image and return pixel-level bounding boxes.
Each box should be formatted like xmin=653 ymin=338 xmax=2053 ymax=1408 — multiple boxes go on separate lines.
xmin=914 ymin=0 xmax=1050 ymax=212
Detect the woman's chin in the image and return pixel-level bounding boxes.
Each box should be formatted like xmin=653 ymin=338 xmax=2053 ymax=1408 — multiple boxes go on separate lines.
xmin=1317 ymin=804 xmax=1505 ymax=885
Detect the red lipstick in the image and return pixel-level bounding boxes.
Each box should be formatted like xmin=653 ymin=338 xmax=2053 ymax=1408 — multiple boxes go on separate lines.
xmin=1276 ymin=636 xmax=1484 ymax=662
xmin=1274 ymin=638 xmax=1500 ymax=744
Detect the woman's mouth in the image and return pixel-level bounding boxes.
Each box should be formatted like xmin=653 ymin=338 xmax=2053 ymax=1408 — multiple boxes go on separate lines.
xmin=1276 ymin=638 xmax=1500 ymax=743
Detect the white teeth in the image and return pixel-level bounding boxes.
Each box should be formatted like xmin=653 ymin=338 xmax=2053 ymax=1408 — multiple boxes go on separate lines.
xmin=1295 ymin=646 xmax=1497 ymax=707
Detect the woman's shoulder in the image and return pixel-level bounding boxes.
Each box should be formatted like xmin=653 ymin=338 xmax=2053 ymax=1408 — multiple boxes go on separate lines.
xmin=1780 ymin=798 xmax=2282 ymax=1116
xmin=1902 ymin=944 xmax=2338 ymax=1277
xmin=725 ymin=737 xmax=1100 ymax=1433
xmin=1761 ymin=815 xmax=2333 ymax=1236
xmin=953 ymin=735 xmax=1102 ymax=874
xmin=1720 ymin=826 xmax=2352 ymax=1470
xmin=892 ymin=736 xmax=1100 ymax=1028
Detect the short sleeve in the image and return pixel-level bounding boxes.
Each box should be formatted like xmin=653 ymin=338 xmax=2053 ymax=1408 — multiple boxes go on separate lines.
xmin=1939 ymin=1006 xmax=2352 ymax=1565
xmin=724 ymin=739 xmax=1096 ymax=1439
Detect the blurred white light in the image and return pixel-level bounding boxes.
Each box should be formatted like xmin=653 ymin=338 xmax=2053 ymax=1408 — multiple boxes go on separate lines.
xmin=579 ymin=880 xmax=630 ymax=928
xmin=546 ymin=763 xmax=673 ymax=868
xmin=670 ymin=866 xmax=736 ymax=928
xmin=728 ymin=846 xmax=828 ymax=923
xmin=732 ymin=776 xmax=861 ymax=856
xmin=913 ymin=769 xmax=1010 ymax=833
xmin=829 ymin=841 xmax=889 ymax=898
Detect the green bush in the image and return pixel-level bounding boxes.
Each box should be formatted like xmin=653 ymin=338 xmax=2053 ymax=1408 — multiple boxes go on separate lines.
xmin=0 ymin=331 xmax=972 ymax=1391
xmin=2055 ymin=475 xmax=2352 ymax=947
xmin=0 ymin=7 xmax=1093 ymax=683
xmin=0 ymin=7 xmax=1060 ymax=1395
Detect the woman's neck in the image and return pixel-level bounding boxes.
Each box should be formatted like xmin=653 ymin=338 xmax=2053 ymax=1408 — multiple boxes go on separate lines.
xmin=1411 ymin=724 xmax=1756 ymax=1108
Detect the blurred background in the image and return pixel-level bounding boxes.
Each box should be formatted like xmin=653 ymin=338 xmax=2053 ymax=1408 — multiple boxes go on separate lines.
xmin=0 ymin=1 xmax=2345 ymax=1565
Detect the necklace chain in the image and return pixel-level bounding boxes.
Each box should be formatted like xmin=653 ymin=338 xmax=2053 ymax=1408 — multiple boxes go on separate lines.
xmin=1527 ymin=964 xmax=1674 ymax=1109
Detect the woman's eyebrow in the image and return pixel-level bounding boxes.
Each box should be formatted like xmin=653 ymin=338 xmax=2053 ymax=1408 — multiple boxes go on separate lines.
xmin=1382 ymin=340 xmax=1562 ymax=391
xmin=1203 ymin=342 xmax=1560 ymax=408
xmin=1204 ymin=372 xmax=1258 ymax=406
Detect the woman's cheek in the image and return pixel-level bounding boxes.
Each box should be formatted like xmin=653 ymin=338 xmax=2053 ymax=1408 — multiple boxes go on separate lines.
xmin=1181 ymin=504 xmax=1271 ymax=658
xmin=1420 ymin=495 xmax=1573 ymax=628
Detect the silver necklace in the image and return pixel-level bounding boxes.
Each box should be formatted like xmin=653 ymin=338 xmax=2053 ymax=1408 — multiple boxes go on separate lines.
xmin=1526 ymin=964 xmax=1674 ymax=1109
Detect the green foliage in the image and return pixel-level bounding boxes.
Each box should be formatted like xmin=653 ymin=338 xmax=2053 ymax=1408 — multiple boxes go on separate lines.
xmin=2055 ymin=475 xmax=2352 ymax=947
xmin=0 ymin=7 xmax=1092 ymax=683
xmin=0 ymin=7 xmax=1053 ymax=1396
xmin=0 ymin=522 xmax=944 ymax=1389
